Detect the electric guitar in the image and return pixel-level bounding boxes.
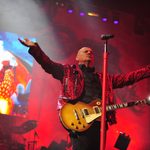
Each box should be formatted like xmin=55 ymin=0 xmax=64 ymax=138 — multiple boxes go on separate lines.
xmin=59 ymin=98 xmax=150 ymax=132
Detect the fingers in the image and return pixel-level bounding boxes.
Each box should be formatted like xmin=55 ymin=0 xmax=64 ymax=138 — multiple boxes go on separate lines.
xmin=18 ymin=38 xmax=25 ymax=45
xmin=18 ymin=38 xmax=28 ymax=43
xmin=18 ymin=38 xmax=30 ymax=47
xmin=24 ymin=38 xmax=30 ymax=42
xmin=18 ymin=37 xmax=36 ymax=48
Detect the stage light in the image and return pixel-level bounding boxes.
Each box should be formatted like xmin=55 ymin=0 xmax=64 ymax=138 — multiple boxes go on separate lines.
xmin=0 ymin=98 xmax=8 ymax=114
xmin=101 ymin=17 xmax=108 ymax=22
xmin=79 ymin=11 xmax=85 ymax=16
xmin=67 ymin=9 xmax=73 ymax=14
xmin=113 ymin=20 xmax=119 ymax=24
xmin=55 ymin=0 xmax=65 ymax=7
xmin=78 ymin=5 xmax=86 ymax=17
xmin=113 ymin=16 xmax=119 ymax=24
xmin=67 ymin=5 xmax=74 ymax=14
xmin=87 ymin=12 xmax=99 ymax=17
xmin=100 ymin=11 xmax=108 ymax=22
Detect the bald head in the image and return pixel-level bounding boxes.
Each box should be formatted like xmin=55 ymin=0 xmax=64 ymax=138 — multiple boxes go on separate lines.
xmin=76 ymin=47 xmax=94 ymax=67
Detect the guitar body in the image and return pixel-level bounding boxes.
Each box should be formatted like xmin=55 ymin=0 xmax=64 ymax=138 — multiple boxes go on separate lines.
xmin=59 ymin=100 xmax=102 ymax=132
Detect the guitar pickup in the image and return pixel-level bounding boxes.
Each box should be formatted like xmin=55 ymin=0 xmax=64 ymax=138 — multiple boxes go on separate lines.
xmin=93 ymin=106 xmax=100 ymax=114
xmin=82 ymin=108 xmax=89 ymax=116
xmin=73 ymin=109 xmax=80 ymax=120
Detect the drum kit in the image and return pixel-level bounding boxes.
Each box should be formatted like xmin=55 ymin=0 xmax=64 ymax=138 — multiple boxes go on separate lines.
xmin=0 ymin=114 xmax=37 ymax=150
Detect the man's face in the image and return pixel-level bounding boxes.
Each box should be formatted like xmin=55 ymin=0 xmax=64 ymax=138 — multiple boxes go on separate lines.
xmin=76 ymin=47 xmax=94 ymax=67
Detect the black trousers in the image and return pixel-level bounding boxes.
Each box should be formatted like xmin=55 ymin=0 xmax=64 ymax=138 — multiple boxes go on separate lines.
xmin=69 ymin=122 xmax=100 ymax=150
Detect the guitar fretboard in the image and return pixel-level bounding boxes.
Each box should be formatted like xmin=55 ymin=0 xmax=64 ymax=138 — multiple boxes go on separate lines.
xmin=106 ymin=99 xmax=148 ymax=111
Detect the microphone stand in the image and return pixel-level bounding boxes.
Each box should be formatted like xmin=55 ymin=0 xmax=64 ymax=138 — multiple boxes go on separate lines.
xmin=33 ymin=130 xmax=39 ymax=150
xmin=28 ymin=130 xmax=39 ymax=150
xmin=100 ymin=38 xmax=108 ymax=150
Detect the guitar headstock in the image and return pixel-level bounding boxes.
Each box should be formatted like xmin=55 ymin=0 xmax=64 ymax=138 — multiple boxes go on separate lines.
xmin=146 ymin=97 xmax=150 ymax=105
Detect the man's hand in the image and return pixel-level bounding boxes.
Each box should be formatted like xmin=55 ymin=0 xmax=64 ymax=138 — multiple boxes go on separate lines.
xmin=18 ymin=38 xmax=36 ymax=47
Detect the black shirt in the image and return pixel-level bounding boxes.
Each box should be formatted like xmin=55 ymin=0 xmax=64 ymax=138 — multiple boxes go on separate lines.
xmin=79 ymin=65 xmax=102 ymax=103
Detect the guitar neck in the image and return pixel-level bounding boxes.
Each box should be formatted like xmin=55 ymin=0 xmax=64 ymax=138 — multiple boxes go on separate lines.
xmin=106 ymin=99 xmax=148 ymax=111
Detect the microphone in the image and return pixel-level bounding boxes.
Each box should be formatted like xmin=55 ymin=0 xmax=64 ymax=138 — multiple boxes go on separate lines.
xmin=101 ymin=34 xmax=114 ymax=40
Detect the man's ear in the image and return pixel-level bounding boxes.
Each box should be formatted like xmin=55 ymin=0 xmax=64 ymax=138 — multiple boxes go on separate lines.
xmin=76 ymin=56 xmax=78 ymax=61
xmin=75 ymin=53 xmax=79 ymax=61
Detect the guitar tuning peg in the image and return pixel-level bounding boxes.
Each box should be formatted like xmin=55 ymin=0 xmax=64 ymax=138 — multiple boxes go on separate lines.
xmin=146 ymin=96 xmax=150 ymax=105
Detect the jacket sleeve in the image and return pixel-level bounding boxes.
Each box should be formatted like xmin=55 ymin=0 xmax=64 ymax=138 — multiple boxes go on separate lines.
xmin=112 ymin=65 xmax=150 ymax=89
xmin=28 ymin=43 xmax=64 ymax=81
